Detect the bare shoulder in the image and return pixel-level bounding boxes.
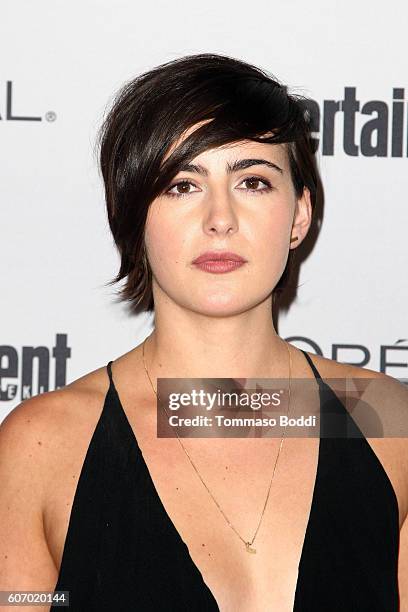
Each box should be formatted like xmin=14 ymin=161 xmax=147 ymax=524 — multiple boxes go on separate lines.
xmin=0 ymin=362 xmax=112 ymax=589
xmin=1 ymin=361 xmax=110 ymax=450
xmin=301 ymin=349 xmax=408 ymax=526
xmin=301 ymin=348 xmax=394 ymax=380
xmin=305 ymin=350 xmax=408 ymax=432
xmin=0 ymin=362 xmax=111 ymax=513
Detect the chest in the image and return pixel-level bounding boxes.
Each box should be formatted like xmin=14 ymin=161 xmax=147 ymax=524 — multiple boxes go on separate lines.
xmin=44 ymin=426 xmax=405 ymax=611
xmin=45 ymin=435 xmax=322 ymax=610
xmin=141 ymin=436 xmax=323 ymax=610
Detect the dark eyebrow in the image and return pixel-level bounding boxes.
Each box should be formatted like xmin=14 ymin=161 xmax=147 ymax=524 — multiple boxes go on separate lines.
xmin=178 ymin=158 xmax=283 ymax=176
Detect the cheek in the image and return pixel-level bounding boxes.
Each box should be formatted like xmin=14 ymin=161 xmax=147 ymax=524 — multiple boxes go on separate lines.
xmin=250 ymin=204 xmax=293 ymax=276
xmin=257 ymin=232 xmax=289 ymax=280
xmin=253 ymin=203 xmax=292 ymax=250
xmin=145 ymin=217 xmax=186 ymax=269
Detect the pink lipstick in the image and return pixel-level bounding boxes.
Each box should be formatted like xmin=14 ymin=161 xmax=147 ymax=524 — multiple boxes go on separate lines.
xmin=192 ymin=251 xmax=247 ymax=274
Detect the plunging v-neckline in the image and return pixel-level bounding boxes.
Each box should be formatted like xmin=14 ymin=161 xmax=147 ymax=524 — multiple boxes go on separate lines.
xmin=108 ymin=367 xmax=324 ymax=611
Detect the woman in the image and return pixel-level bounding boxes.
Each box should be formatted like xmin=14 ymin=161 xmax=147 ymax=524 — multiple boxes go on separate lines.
xmin=1 ymin=53 xmax=407 ymax=611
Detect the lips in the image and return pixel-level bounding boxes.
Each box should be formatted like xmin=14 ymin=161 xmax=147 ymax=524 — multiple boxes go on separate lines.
xmin=192 ymin=251 xmax=247 ymax=264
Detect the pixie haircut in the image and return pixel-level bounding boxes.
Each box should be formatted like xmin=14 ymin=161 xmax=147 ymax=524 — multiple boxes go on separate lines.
xmin=97 ymin=53 xmax=319 ymax=315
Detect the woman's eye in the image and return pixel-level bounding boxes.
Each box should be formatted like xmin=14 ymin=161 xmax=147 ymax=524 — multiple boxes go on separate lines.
xmin=165 ymin=180 xmax=200 ymax=198
xmin=238 ymin=177 xmax=273 ymax=193
xmin=164 ymin=176 xmax=273 ymax=199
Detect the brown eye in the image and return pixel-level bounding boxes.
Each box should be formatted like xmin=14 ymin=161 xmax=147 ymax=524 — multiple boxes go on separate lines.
xmin=238 ymin=176 xmax=273 ymax=194
xmin=175 ymin=182 xmax=192 ymax=194
xmin=245 ymin=178 xmax=261 ymax=190
xmin=165 ymin=180 xmax=200 ymax=198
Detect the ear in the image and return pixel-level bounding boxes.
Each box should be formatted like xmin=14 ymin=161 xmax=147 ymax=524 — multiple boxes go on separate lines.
xmin=289 ymin=187 xmax=313 ymax=249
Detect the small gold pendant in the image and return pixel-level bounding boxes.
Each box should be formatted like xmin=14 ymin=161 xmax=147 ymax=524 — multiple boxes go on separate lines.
xmin=245 ymin=542 xmax=257 ymax=554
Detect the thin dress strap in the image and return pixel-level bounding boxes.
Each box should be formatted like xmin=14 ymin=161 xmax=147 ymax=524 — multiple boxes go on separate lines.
xmin=106 ymin=360 xmax=114 ymax=386
xmin=299 ymin=349 xmax=322 ymax=381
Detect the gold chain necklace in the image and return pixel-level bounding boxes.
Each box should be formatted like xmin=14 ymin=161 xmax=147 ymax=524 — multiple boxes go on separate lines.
xmin=142 ymin=335 xmax=292 ymax=554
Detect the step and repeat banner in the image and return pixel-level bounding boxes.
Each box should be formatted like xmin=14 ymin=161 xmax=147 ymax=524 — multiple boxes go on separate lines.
xmin=1 ymin=1 xmax=407 ymax=420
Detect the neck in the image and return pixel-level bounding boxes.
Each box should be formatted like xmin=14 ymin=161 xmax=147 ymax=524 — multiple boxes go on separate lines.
xmin=142 ymin=314 xmax=289 ymax=382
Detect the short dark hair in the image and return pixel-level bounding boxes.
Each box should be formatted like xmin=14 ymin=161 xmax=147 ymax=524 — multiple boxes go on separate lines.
xmin=96 ymin=53 xmax=319 ymax=315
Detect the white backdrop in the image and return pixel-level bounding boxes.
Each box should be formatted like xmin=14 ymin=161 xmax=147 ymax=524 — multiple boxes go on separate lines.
xmin=1 ymin=0 xmax=407 ymax=420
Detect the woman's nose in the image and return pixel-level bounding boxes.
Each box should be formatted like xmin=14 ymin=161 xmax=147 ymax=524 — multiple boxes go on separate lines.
xmin=202 ymin=189 xmax=239 ymax=235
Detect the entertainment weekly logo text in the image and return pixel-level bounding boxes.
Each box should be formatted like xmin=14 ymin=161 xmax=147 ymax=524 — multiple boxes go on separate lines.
xmin=302 ymin=87 xmax=407 ymax=157
xmin=0 ymin=336 xmax=407 ymax=403
xmin=1 ymin=80 xmax=407 ymax=156
xmin=0 ymin=334 xmax=70 ymax=401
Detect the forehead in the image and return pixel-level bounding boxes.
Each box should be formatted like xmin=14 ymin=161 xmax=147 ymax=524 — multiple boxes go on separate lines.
xmin=191 ymin=140 xmax=288 ymax=168
xmin=163 ymin=120 xmax=289 ymax=169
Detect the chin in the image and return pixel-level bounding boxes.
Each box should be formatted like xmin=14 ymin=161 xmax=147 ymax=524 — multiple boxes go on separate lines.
xmin=186 ymin=295 xmax=256 ymax=316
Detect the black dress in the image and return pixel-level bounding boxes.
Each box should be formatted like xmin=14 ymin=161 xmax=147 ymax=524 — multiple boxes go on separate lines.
xmin=51 ymin=350 xmax=400 ymax=611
